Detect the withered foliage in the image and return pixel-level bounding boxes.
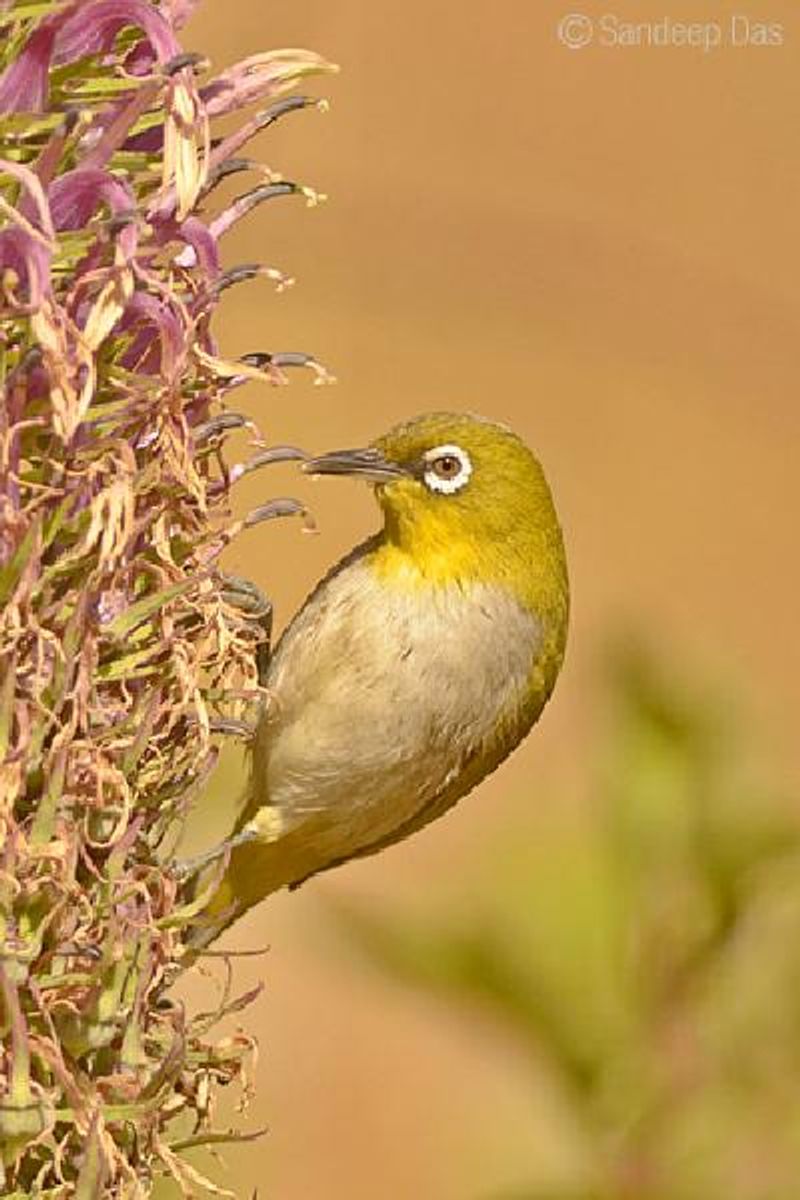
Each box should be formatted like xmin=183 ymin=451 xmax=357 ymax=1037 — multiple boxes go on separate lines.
xmin=0 ymin=2 xmax=335 ymax=1194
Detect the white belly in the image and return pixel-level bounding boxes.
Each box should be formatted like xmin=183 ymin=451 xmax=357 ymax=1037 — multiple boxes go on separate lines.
xmin=252 ymin=550 xmax=541 ymax=865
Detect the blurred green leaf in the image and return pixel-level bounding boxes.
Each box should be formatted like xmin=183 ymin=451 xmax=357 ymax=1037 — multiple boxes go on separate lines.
xmin=336 ymin=643 xmax=800 ymax=1200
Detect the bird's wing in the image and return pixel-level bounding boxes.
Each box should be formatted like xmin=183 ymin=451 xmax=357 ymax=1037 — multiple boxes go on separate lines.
xmin=287 ymin=748 xmax=483 ymax=890
xmin=286 ymin=701 xmax=539 ymax=891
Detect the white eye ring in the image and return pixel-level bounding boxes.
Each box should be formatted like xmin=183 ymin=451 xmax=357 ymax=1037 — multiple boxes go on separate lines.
xmin=422 ymin=444 xmax=473 ymax=495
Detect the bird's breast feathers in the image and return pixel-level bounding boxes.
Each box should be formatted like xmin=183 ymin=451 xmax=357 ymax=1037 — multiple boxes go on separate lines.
xmin=248 ymin=546 xmax=554 ymax=864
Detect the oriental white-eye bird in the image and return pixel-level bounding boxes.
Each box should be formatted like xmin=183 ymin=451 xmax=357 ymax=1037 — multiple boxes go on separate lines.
xmin=188 ymin=411 xmax=568 ymax=950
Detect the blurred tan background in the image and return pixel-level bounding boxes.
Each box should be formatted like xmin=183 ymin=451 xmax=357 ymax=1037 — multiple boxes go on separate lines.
xmin=179 ymin=1 xmax=800 ymax=1196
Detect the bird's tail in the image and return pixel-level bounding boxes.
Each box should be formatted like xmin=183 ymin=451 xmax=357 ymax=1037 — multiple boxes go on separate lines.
xmin=180 ymin=833 xmax=288 ymax=961
xmin=180 ymin=867 xmax=246 ymax=959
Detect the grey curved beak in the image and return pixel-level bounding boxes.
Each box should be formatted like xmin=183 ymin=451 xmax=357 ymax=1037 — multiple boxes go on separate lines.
xmin=302 ymin=447 xmax=409 ymax=483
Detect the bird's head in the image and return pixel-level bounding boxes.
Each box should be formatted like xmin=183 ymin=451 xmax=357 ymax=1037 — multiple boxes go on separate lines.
xmin=304 ymin=412 xmax=568 ymax=623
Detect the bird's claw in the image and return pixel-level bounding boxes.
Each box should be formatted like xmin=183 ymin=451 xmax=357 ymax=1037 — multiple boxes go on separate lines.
xmin=207 ymin=717 xmax=255 ymax=739
xmin=173 ymin=828 xmax=260 ymax=882
xmin=219 ymin=574 xmax=273 ymax=621
xmin=218 ymin=573 xmax=272 ymax=686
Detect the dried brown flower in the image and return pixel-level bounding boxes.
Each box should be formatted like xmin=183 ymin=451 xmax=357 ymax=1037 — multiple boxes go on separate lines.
xmin=0 ymin=2 xmax=336 ymax=1193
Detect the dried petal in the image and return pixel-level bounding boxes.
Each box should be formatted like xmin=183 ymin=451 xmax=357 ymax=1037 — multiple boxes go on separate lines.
xmin=53 ymin=0 xmax=180 ymax=66
xmin=0 ymin=227 xmax=51 ymax=312
xmin=118 ymin=291 xmax=187 ymax=380
xmin=201 ymin=49 xmax=339 ymax=118
xmin=1 ymin=157 xmax=56 ymax=241
xmin=0 ymin=3 xmax=334 ymax=1191
xmin=162 ymin=72 xmax=209 ymax=220
xmin=48 ymin=168 xmax=135 ymax=230
xmin=0 ymin=24 xmax=56 ymax=114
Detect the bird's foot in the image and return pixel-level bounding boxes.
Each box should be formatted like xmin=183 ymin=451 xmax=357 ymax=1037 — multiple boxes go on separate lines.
xmin=206 ymin=717 xmax=255 ymax=739
xmin=173 ymin=827 xmax=260 ymax=882
xmin=219 ymin=573 xmax=273 ymax=620
xmin=218 ymin=573 xmax=273 ymax=686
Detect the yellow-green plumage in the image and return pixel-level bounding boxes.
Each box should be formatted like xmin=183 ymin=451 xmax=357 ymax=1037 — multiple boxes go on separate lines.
xmin=192 ymin=412 xmax=568 ymax=947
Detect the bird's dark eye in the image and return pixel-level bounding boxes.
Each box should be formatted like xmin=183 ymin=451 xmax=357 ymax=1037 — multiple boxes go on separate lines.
xmin=431 ymin=455 xmax=461 ymax=480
